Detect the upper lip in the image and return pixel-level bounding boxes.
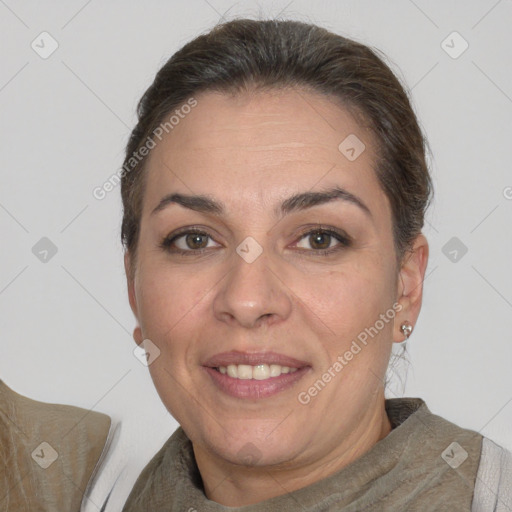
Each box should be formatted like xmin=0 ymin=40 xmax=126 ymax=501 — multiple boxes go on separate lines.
xmin=203 ymin=350 xmax=310 ymax=369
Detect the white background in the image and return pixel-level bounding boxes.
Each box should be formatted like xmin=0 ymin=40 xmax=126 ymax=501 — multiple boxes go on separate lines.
xmin=1 ymin=0 xmax=511 ymax=509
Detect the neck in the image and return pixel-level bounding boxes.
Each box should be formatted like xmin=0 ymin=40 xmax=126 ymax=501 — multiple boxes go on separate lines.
xmin=193 ymin=396 xmax=393 ymax=507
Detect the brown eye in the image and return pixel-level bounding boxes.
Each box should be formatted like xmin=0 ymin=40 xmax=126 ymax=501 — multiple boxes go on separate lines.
xmin=295 ymin=228 xmax=351 ymax=254
xmin=159 ymin=229 xmax=219 ymax=255
xmin=183 ymin=233 xmax=209 ymax=250
xmin=307 ymin=231 xmax=332 ymax=250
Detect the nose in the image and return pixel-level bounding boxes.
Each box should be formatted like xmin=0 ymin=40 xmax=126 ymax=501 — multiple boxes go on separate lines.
xmin=212 ymin=244 xmax=292 ymax=329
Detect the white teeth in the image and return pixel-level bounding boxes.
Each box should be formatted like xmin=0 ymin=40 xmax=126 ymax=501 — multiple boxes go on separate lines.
xmin=237 ymin=364 xmax=252 ymax=380
xmin=269 ymin=364 xmax=282 ymax=377
xmin=217 ymin=364 xmax=299 ymax=379
xmin=253 ymin=364 xmax=269 ymax=380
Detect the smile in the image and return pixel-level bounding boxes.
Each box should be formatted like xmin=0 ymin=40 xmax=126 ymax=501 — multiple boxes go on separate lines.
xmin=217 ymin=363 xmax=299 ymax=380
xmin=204 ymin=365 xmax=310 ymax=399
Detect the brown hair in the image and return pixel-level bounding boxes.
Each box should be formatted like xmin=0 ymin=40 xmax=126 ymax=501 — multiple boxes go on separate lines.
xmin=121 ymin=18 xmax=432 ymax=279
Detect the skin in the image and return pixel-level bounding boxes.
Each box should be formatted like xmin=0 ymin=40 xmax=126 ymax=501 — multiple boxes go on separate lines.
xmin=125 ymin=87 xmax=429 ymax=506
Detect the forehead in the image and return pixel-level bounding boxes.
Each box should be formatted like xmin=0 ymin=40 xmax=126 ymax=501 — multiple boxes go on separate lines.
xmin=142 ymin=88 xmax=390 ymax=223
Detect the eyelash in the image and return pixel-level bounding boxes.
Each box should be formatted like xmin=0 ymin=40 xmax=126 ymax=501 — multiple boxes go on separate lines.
xmin=159 ymin=225 xmax=352 ymax=257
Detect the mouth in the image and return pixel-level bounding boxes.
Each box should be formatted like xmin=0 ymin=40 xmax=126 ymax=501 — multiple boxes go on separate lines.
xmin=202 ymin=351 xmax=311 ymax=399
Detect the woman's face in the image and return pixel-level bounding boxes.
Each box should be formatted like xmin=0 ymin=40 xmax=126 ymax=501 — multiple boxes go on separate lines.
xmin=126 ymin=88 xmax=427 ymax=474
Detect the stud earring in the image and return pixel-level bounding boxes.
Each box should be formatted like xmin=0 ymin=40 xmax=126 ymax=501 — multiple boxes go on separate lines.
xmin=400 ymin=321 xmax=413 ymax=341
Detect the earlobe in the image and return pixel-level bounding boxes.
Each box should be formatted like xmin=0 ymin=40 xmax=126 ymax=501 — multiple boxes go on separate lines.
xmin=394 ymin=234 xmax=429 ymax=342
xmin=133 ymin=326 xmax=143 ymax=345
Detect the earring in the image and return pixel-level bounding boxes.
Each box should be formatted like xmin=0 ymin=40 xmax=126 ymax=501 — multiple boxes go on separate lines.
xmin=400 ymin=321 xmax=413 ymax=341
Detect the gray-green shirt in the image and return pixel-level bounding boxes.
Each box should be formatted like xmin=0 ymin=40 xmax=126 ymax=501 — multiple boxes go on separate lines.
xmin=120 ymin=397 xmax=493 ymax=511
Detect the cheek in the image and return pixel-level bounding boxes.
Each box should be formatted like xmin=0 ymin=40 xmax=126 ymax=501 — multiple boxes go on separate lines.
xmin=294 ymin=261 xmax=395 ymax=337
xmin=299 ymin=267 xmax=396 ymax=397
xmin=135 ymin=262 xmax=210 ymax=360
xmin=137 ymin=266 xmax=207 ymax=405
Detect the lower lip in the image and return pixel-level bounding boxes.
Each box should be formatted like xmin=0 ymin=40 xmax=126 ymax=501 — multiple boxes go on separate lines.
xmin=203 ymin=366 xmax=310 ymax=399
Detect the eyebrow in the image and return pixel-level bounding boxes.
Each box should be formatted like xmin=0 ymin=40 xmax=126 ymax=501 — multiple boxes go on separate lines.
xmin=150 ymin=186 xmax=372 ymax=219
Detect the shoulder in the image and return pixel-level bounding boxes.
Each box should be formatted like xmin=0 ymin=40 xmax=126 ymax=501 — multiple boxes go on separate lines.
xmin=472 ymin=436 xmax=512 ymax=512
xmin=0 ymin=379 xmax=113 ymax=512
xmin=394 ymin=398 xmax=512 ymax=510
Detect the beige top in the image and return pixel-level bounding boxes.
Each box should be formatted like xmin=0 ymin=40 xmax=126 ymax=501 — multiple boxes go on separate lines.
xmin=0 ymin=379 xmax=112 ymax=512
xmin=121 ymin=397 xmax=484 ymax=511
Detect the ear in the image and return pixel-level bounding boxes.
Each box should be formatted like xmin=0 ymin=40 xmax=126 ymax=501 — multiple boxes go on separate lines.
xmin=394 ymin=234 xmax=429 ymax=343
xmin=124 ymin=251 xmax=143 ymax=345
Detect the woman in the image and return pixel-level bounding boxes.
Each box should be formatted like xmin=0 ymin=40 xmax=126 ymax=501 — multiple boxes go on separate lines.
xmin=118 ymin=18 xmax=511 ymax=511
